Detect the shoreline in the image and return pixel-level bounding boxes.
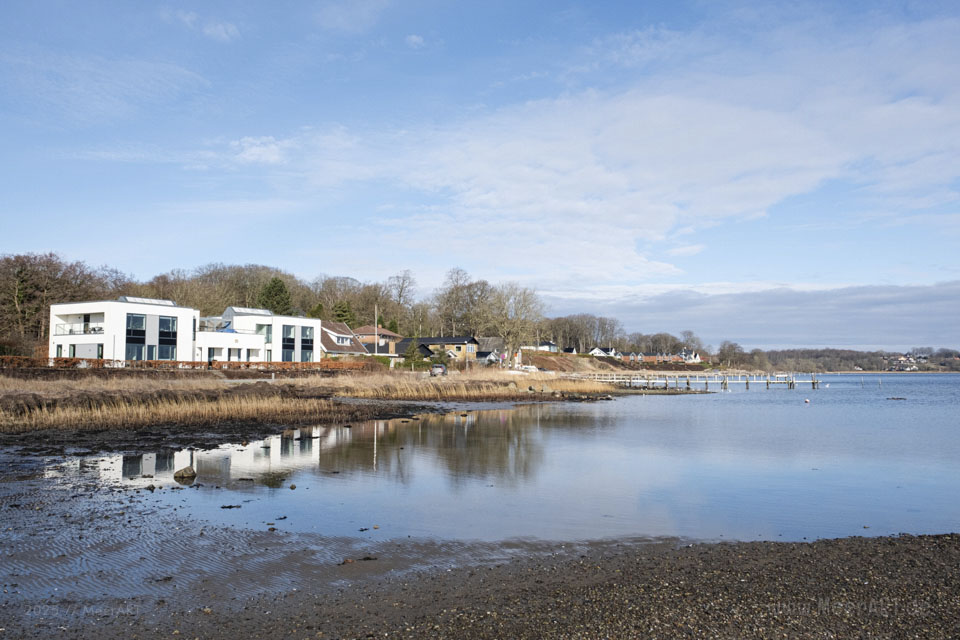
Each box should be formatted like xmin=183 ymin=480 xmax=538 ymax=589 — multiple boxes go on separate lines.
xmin=3 ymin=530 xmax=956 ymax=639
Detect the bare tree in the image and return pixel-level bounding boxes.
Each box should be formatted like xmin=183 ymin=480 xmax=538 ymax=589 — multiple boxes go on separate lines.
xmin=487 ymin=283 xmax=544 ymax=359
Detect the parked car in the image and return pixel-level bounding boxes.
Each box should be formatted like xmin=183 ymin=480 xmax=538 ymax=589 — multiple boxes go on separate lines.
xmin=430 ymin=364 xmax=447 ymax=377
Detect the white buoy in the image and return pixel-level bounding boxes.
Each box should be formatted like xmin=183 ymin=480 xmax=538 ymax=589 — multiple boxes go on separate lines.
xmin=804 ymin=398 xmax=810 ymax=404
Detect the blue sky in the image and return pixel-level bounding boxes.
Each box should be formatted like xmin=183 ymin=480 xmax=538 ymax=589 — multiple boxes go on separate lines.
xmin=2 ymin=1 xmax=959 ymax=349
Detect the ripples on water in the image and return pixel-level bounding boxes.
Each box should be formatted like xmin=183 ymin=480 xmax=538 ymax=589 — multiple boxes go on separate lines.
xmin=27 ymin=373 xmax=960 ymax=542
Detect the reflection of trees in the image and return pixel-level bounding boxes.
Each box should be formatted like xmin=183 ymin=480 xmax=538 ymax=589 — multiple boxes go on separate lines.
xmin=310 ymin=404 xmax=611 ymax=487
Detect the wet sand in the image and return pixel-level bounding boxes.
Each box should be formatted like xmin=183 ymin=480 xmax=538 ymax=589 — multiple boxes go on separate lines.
xmin=2 ymin=452 xmax=957 ymax=639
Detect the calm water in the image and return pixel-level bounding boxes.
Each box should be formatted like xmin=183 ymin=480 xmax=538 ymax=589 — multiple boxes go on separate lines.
xmin=46 ymin=373 xmax=960 ymax=542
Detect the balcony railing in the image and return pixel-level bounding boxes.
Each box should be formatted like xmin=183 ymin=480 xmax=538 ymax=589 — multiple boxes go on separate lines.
xmin=54 ymin=322 xmax=104 ymax=336
xmin=197 ymin=325 xmax=259 ymax=335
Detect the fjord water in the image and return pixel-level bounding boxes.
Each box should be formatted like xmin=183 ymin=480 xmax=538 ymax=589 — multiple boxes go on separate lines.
xmin=102 ymin=373 xmax=960 ymax=543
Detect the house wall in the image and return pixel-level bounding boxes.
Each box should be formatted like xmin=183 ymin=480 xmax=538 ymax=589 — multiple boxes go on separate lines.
xmin=194 ymin=332 xmax=265 ymax=362
xmin=434 ymin=343 xmax=477 ymax=360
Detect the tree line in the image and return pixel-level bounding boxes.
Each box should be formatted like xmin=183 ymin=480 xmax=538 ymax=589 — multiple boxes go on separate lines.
xmin=2 ymin=252 xmax=957 ymax=372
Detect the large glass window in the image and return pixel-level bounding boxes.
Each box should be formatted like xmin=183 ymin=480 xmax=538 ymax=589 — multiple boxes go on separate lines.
xmin=125 ymin=314 xmax=146 ymax=359
xmin=158 ymin=345 xmax=176 ymax=360
xmin=56 ymin=345 xmax=62 ymax=358
xmin=147 ymin=345 xmax=157 ymax=360
xmin=158 ymin=316 xmax=177 ymax=333
xmin=282 ymin=325 xmax=296 ymax=358
xmin=300 ymin=326 xmax=314 ymax=361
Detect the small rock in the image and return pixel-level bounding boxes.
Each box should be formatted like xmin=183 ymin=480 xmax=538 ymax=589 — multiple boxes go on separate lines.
xmin=289 ymin=484 xmax=296 ymax=490
xmin=173 ymin=466 xmax=197 ymax=480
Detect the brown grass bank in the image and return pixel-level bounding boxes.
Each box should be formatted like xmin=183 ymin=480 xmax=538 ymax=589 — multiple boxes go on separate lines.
xmin=304 ymin=370 xmax=620 ymax=400
xmin=0 ymin=370 xmax=623 ymax=434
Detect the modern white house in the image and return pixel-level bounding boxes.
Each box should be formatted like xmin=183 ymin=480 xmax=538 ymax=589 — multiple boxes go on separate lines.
xmin=49 ymin=296 xmax=199 ymax=362
xmin=49 ymin=297 xmax=367 ymax=364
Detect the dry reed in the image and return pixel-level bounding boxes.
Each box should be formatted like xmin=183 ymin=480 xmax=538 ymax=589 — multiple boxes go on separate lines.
xmin=0 ymin=374 xmax=229 ymax=395
xmin=0 ymin=369 xmax=619 ymax=433
xmin=300 ymin=370 xmax=618 ymax=399
xmin=0 ymin=395 xmax=353 ymax=434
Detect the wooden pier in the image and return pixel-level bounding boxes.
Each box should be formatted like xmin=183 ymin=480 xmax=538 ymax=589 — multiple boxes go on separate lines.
xmin=561 ymin=372 xmax=820 ymax=391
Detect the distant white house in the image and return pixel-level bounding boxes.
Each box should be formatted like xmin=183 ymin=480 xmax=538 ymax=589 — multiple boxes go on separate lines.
xmin=588 ymin=346 xmax=621 ymax=358
xmin=49 ymin=297 xmax=366 ymax=364
xmin=520 ymin=340 xmax=559 ymax=353
xmin=678 ymin=349 xmax=702 ymax=364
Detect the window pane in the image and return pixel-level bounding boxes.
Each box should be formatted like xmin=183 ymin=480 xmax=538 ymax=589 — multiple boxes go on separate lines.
xmin=159 ymin=316 xmax=177 ymax=333
xmin=125 ymin=344 xmax=144 ymax=360
xmin=283 ymin=325 xmax=295 ymax=339
xmin=126 ymin=314 xmax=145 ymax=330
xmin=301 ymin=326 xmax=314 ymax=339
xmin=282 ymin=349 xmax=294 ymax=362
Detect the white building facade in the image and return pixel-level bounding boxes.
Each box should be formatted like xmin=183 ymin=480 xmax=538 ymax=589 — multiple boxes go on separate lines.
xmin=49 ymin=297 xmax=199 ymax=362
xmin=49 ymin=298 xmax=363 ymax=364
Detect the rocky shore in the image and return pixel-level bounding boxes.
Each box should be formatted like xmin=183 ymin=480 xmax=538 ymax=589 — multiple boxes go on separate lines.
xmin=5 ymin=533 xmax=957 ymax=639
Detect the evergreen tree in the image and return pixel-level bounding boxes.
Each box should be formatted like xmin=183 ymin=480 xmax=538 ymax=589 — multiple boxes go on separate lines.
xmin=332 ymin=300 xmax=356 ymax=327
xmin=403 ymin=338 xmax=422 ymax=363
xmin=377 ymin=314 xmax=386 ymax=328
xmin=307 ymin=302 xmax=325 ymax=319
xmin=387 ymin=318 xmax=399 ymax=334
xmin=256 ymin=277 xmax=292 ymax=315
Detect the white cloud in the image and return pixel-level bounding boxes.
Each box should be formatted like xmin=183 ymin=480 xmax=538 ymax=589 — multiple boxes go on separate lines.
xmin=229 ymin=136 xmax=291 ymax=165
xmin=86 ymin=12 xmax=960 ymax=305
xmin=405 ymin=34 xmax=425 ymax=49
xmin=666 ymin=245 xmax=705 ymax=257
xmin=166 ymin=9 xmax=240 ymax=42
xmin=202 ymin=22 xmax=241 ymax=43
xmin=316 ymin=0 xmax=391 ymax=34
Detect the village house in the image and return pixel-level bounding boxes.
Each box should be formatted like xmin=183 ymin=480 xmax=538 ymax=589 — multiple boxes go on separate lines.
xmin=353 ymin=325 xmax=403 ymax=346
xmin=393 ymin=336 xmax=479 ymax=361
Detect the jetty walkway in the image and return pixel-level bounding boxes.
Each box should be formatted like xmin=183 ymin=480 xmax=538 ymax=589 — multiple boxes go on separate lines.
xmin=562 ymin=372 xmax=821 ymax=391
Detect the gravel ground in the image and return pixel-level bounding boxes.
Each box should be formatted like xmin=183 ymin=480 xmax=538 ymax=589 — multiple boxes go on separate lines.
xmin=6 ymin=533 xmax=957 ymax=639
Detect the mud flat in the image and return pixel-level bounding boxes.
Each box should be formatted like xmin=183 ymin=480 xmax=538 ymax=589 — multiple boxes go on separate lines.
xmin=2 ymin=450 xmax=957 ymax=639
